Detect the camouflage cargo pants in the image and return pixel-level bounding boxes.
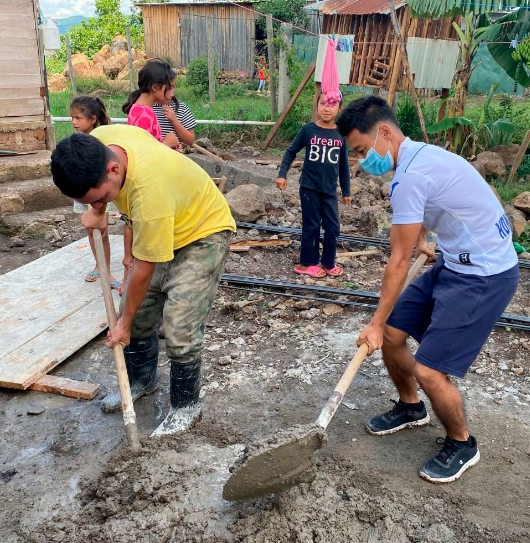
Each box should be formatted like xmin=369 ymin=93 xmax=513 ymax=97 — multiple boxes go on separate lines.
xmin=124 ymin=231 xmax=231 ymax=363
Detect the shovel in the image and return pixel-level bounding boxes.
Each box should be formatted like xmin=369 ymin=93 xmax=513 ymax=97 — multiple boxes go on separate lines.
xmin=93 ymin=229 xmax=141 ymax=450
xmin=223 ymin=246 xmax=434 ymax=501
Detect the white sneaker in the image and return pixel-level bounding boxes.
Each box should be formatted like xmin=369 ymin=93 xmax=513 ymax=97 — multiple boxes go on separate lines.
xmin=150 ymin=404 xmax=202 ymax=438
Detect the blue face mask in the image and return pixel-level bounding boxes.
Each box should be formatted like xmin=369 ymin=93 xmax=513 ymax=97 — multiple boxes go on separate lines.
xmin=358 ymin=133 xmax=394 ymax=176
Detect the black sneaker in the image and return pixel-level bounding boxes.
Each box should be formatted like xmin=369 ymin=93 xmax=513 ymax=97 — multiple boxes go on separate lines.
xmin=366 ymin=399 xmax=430 ymax=436
xmin=419 ymin=436 xmax=480 ymax=484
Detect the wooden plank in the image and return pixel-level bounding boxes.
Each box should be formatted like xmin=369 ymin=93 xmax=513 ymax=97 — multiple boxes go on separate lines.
xmin=0 ymin=36 xmax=37 ymax=48
xmin=0 ymin=59 xmax=41 ymax=74
xmin=29 ymin=375 xmax=100 ymax=400
xmin=0 ymin=236 xmax=124 ymax=389
xmin=0 ymin=98 xmax=44 ymax=118
xmin=337 ymin=249 xmax=380 ymax=258
xmin=230 ymin=245 xmax=250 ymax=252
xmin=1 ymin=75 xmax=42 ymax=88
xmin=0 ymin=28 xmax=37 ymax=39
xmin=0 ymin=88 xmax=41 ymax=100
xmin=262 ymin=59 xmax=316 ymax=149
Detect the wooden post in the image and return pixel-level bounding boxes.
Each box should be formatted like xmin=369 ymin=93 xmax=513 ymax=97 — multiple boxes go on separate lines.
xmin=507 ymin=130 xmax=530 ymax=184
xmin=126 ymin=27 xmax=137 ymax=92
xmin=311 ymin=82 xmax=321 ymax=122
xmin=263 ymin=59 xmax=317 ymax=149
xmin=65 ymin=35 xmax=77 ymax=96
xmin=206 ymin=16 xmax=216 ymax=106
xmin=387 ymin=0 xmax=429 ymax=143
xmin=278 ymin=22 xmax=292 ymax=113
xmin=266 ymin=13 xmax=277 ymax=119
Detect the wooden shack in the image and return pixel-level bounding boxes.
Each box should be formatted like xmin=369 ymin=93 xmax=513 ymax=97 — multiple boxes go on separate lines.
xmin=312 ymin=0 xmax=461 ymax=104
xmin=139 ymin=1 xmax=257 ymax=73
xmin=0 ymin=0 xmax=54 ymax=152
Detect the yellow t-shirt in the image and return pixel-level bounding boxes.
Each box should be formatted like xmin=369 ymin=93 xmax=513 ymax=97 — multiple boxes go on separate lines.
xmin=92 ymin=124 xmax=235 ymax=262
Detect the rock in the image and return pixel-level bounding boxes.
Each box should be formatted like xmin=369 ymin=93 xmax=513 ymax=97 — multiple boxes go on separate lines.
xmin=195 ymin=137 xmax=216 ymax=152
xmin=474 ymin=151 xmax=506 ymax=177
xmin=53 ymin=214 xmax=66 ymax=223
xmin=225 ymin=184 xmax=266 ymax=222
xmin=504 ymin=386 xmax=519 ymax=394
xmin=471 ymin=160 xmax=486 ymax=179
xmin=110 ymin=35 xmax=128 ymax=53
xmin=475 ymin=368 xmax=486 ymax=375
xmin=322 ymin=303 xmax=344 ymax=316
xmin=117 ymin=66 xmax=130 ymax=80
xmin=246 ymin=228 xmax=260 ymax=237
xmin=489 ymin=144 xmax=520 ymax=167
xmin=301 ymin=307 xmax=321 ymax=319
xmin=64 ymin=53 xmax=92 ymax=78
xmin=47 ymin=72 xmax=67 ymax=92
xmin=268 ymin=319 xmax=290 ymax=331
xmin=513 ymin=191 xmax=530 ymax=214
xmin=520 ymin=251 xmax=530 ymax=259
xmin=93 ymin=44 xmax=111 ymax=65
xmin=511 ymin=367 xmax=524 ymax=375
xmin=102 ymin=50 xmax=128 ymax=78
xmin=91 ymin=61 xmax=106 ymax=78
xmin=504 ymin=205 xmax=527 ymax=240
xmin=9 ymin=236 xmax=25 ymax=248
xmin=27 ymin=405 xmax=46 ymax=416
xmin=381 ymin=181 xmax=391 ymax=198
xmin=358 ymin=205 xmax=392 ymax=238
xmin=217 ymin=356 xmax=232 ymax=366
xmin=0 ymin=195 xmax=24 ymax=214
xmin=21 ymin=221 xmax=52 ymax=238
xmin=221 ymin=152 xmax=236 ymax=161
xmin=498 ymin=361 xmax=509 ymax=371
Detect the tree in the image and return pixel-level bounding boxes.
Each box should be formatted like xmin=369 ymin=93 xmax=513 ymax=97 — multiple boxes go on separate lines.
xmin=476 ymin=8 xmax=530 ymax=89
xmin=68 ymin=0 xmax=143 ymax=58
xmin=407 ymin=0 xmax=530 ymax=19
xmin=255 ymin=0 xmax=308 ymax=30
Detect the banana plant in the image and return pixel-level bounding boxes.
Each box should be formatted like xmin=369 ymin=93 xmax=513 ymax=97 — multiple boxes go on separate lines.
xmin=476 ymin=8 xmax=530 ymax=90
xmin=408 ymin=0 xmax=530 ymax=18
xmin=427 ymin=82 xmax=520 ymax=156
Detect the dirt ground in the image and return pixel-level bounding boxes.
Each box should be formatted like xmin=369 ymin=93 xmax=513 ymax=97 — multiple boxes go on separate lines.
xmin=1 ymin=181 xmax=530 ymax=543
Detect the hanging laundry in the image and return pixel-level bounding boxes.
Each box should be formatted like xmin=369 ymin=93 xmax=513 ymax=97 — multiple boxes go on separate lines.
xmin=321 ymin=38 xmax=341 ymax=107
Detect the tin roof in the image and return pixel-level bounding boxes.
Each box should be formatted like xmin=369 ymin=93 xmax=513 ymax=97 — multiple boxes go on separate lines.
xmin=307 ymin=0 xmax=407 ymax=16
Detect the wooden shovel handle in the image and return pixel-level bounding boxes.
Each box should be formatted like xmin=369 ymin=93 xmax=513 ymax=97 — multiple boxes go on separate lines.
xmin=316 ymin=244 xmax=435 ymax=429
xmin=93 ymin=229 xmax=141 ymax=450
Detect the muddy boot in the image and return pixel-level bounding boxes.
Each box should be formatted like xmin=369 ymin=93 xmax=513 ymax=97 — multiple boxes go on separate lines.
xmin=151 ymin=357 xmax=202 ymax=437
xmin=101 ymin=332 xmax=159 ymax=413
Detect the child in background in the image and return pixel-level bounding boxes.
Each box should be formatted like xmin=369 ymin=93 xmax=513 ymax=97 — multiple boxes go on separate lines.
xmin=70 ymin=96 xmax=120 ymax=290
xmin=121 ymin=59 xmax=181 ymax=291
xmin=153 ymin=96 xmax=197 ymax=147
xmin=258 ymin=67 xmax=266 ymax=93
xmin=276 ymin=92 xmax=351 ymax=278
xmin=122 ymin=58 xmax=180 ymax=149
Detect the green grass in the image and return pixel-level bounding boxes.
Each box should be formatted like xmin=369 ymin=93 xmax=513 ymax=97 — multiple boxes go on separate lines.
xmin=492 ymin=178 xmax=530 ymax=202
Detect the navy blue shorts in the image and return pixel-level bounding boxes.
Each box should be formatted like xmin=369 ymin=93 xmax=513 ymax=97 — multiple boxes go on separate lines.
xmin=387 ymin=256 xmax=519 ymax=378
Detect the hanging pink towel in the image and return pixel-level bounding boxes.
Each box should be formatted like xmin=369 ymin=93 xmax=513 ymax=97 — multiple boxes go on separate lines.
xmin=321 ymin=38 xmax=341 ymax=106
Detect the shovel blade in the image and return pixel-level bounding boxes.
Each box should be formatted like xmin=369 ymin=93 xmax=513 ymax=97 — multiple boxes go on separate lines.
xmin=222 ymin=425 xmax=326 ymax=501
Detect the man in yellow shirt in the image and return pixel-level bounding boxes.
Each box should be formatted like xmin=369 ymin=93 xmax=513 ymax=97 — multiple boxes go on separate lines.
xmin=51 ymin=125 xmax=236 ymax=436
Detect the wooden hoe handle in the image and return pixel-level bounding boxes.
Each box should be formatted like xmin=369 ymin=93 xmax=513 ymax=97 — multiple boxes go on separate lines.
xmin=93 ymin=229 xmax=141 ymax=450
xmin=316 ymin=245 xmax=435 ymax=429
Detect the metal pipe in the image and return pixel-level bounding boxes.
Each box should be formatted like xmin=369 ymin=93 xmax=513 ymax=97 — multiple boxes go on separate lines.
xmin=51 ymin=117 xmax=275 ymax=126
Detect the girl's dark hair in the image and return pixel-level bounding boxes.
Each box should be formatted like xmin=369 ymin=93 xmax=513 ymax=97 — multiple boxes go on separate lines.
xmin=122 ymin=58 xmax=176 ymax=114
xmin=171 ymin=95 xmax=180 ymax=113
xmin=70 ymin=96 xmax=110 ymax=127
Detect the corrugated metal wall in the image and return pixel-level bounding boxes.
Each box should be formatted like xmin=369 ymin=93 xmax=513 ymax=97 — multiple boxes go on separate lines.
xmin=142 ymin=4 xmax=256 ymax=72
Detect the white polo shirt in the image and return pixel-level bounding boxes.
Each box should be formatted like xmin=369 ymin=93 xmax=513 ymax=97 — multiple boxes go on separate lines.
xmin=390 ymin=138 xmax=518 ymax=276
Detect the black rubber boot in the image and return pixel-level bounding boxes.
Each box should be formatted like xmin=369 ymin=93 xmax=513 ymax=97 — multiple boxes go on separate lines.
xmin=151 ymin=357 xmax=202 ymax=437
xmin=101 ymin=332 xmax=159 ymax=413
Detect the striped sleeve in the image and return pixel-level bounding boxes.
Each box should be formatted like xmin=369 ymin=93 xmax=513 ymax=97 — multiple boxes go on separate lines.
xmin=177 ymin=102 xmax=197 ymax=130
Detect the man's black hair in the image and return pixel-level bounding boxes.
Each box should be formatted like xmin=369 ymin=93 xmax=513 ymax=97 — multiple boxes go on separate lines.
xmin=336 ymin=95 xmax=398 ymax=137
xmin=51 ymin=133 xmax=110 ymax=198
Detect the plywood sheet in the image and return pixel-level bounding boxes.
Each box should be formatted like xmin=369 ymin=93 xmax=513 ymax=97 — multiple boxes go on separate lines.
xmin=0 ymin=236 xmax=124 ymax=390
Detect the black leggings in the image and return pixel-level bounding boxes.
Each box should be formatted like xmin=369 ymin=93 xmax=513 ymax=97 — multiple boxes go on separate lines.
xmin=299 ymin=186 xmax=340 ymax=269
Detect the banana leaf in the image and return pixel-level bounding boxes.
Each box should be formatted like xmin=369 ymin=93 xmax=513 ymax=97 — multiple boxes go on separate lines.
xmin=427 ymin=117 xmax=474 ymax=135
xmin=476 ymin=8 xmax=530 ymax=88
xmin=408 ymin=0 xmax=530 ymax=19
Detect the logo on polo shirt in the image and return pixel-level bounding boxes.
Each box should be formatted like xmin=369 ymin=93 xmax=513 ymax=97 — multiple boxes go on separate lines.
xmin=389 ymin=181 xmax=400 ymax=197
xmin=459 ymin=253 xmax=471 ymax=264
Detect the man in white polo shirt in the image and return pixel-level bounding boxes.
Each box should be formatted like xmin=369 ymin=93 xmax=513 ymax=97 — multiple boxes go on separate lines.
xmin=336 ymin=96 xmax=519 ymax=484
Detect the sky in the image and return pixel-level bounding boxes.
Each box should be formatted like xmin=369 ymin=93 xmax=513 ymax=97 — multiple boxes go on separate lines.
xmin=39 ymin=0 xmax=132 ymax=19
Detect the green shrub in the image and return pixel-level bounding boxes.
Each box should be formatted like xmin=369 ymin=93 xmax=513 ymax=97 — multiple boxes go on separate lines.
xmin=186 ymin=55 xmax=218 ymax=94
